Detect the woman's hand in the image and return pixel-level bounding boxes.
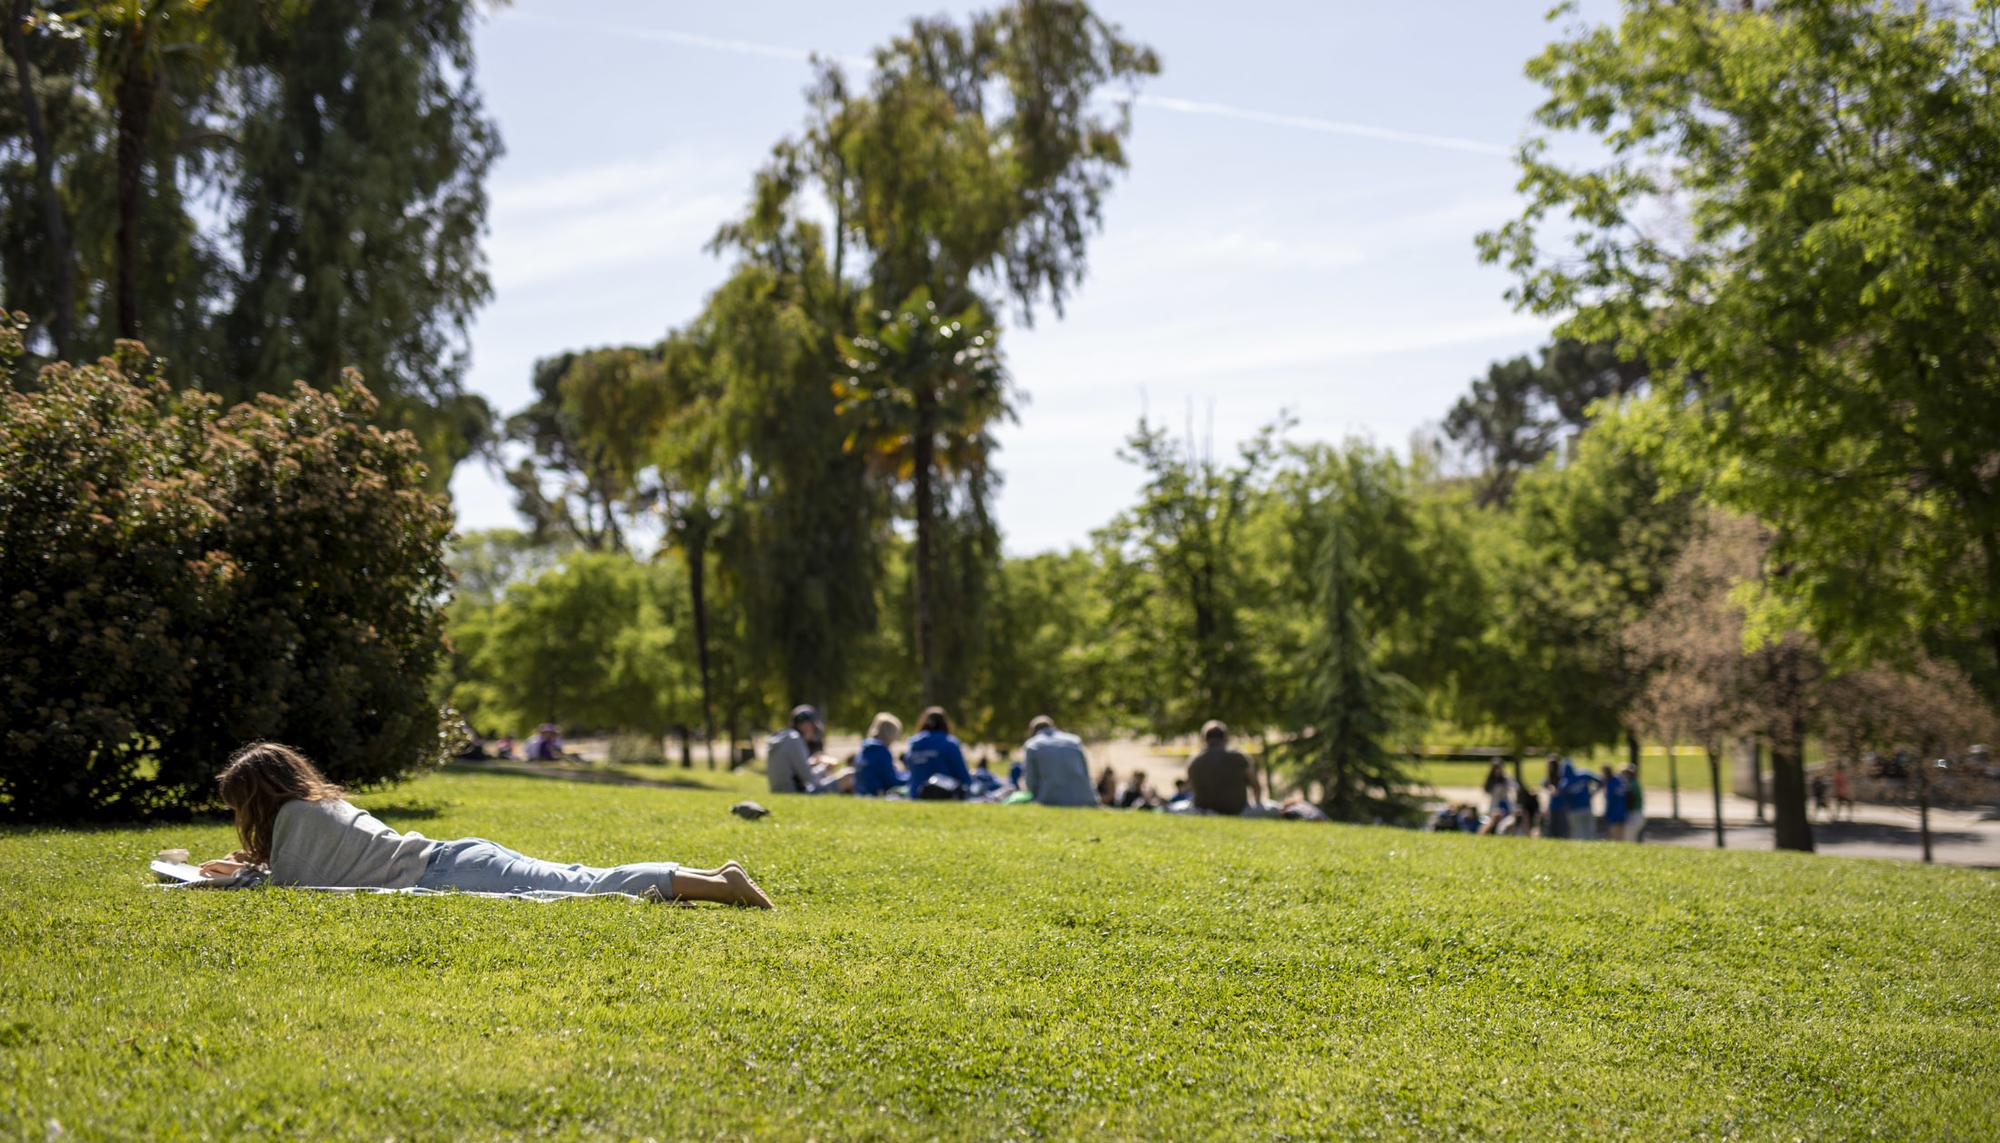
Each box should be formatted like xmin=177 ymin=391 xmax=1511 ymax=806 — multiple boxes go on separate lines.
xmin=197 ymin=859 xmax=251 ymax=878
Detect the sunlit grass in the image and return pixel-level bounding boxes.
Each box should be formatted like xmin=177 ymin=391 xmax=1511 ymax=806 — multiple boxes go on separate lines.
xmin=2 ymin=768 xmax=1993 ymax=1138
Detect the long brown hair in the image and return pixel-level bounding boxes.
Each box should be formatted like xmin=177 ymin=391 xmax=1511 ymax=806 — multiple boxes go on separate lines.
xmin=919 ymin=706 xmax=950 ymax=734
xmin=217 ymin=743 xmax=344 ymax=863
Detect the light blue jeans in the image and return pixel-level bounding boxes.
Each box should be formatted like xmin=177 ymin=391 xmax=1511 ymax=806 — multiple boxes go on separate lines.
xmin=415 ymin=838 xmax=677 ymax=897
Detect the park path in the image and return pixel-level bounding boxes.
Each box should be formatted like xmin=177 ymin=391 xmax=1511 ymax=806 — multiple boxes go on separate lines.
xmin=1431 ymin=785 xmax=2000 ymax=868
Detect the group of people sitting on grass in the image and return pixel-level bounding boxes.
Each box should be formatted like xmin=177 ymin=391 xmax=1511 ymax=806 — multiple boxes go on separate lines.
xmin=1430 ymin=755 xmax=1645 ymax=840
xmin=767 ymin=707 xmax=1329 ymax=819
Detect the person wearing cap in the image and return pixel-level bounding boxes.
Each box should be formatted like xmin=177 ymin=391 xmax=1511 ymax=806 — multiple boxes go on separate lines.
xmin=1188 ymin=720 xmax=1261 ymax=815
xmin=1020 ymin=715 xmax=1097 ymax=807
xmin=767 ymin=705 xmax=825 ymax=794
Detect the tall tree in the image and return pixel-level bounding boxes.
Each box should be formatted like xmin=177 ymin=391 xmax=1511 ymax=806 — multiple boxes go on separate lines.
xmin=506 ymin=347 xmax=666 ymax=553
xmin=836 ymin=288 xmax=1012 ymax=701
xmin=718 ymin=0 xmax=1158 ymax=703
xmin=1444 ymin=338 xmax=1648 ymax=506
xmin=1483 ymin=0 xmax=2000 ymax=702
xmin=3 ymin=0 xmax=77 ymax=356
xmin=221 ymin=0 xmax=497 ymax=469
xmin=1283 ymin=512 xmax=1422 ymax=821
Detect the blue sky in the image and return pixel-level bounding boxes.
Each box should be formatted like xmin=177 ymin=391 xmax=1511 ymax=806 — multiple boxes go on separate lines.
xmin=453 ymin=1 xmax=1614 ymax=553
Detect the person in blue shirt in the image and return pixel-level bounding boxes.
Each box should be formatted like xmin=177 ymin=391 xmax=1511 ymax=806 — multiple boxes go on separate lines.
xmin=905 ymin=706 xmax=973 ymax=799
xmin=1601 ymin=764 xmax=1630 ymax=840
xmin=1559 ymin=757 xmax=1602 ymax=840
xmin=853 ymin=712 xmax=908 ymax=797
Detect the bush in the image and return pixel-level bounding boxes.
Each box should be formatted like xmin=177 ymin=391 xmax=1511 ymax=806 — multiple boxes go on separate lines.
xmin=606 ymin=734 xmax=667 ymax=767
xmin=0 ymin=315 xmax=460 ymax=820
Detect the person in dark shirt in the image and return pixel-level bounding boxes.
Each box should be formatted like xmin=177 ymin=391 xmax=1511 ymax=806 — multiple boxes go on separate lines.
xmin=1187 ymin=720 xmax=1260 ymax=815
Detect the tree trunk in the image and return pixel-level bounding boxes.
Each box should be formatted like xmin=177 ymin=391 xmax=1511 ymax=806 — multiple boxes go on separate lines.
xmin=1626 ymin=728 xmax=1641 ymax=785
xmin=911 ymin=391 xmax=938 ymax=702
xmin=684 ymin=523 xmax=716 ymax=768
xmin=113 ymin=25 xmax=154 ymax=341
xmin=6 ymin=2 xmax=76 ymax=356
xmin=1751 ymin=739 xmax=1766 ymax=823
xmin=677 ymin=724 xmax=693 ymax=769
xmin=1769 ymin=715 xmax=1815 ymax=853
xmin=1707 ymin=745 xmax=1725 ymax=848
xmin=1668 ymin=742 xmax=1681 ymax=821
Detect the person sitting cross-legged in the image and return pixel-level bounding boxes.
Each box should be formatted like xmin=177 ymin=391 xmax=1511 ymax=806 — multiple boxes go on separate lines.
xmin=202 ymin=743 xmax=772 ymax=906
xmin=1020 ymin=715 xmax=1098 ymax=807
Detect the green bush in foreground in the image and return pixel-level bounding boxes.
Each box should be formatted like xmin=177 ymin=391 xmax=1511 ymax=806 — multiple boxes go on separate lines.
xmin=0 ymin=314 xmax=457 ymax=820
xmin=1 ymin=768 xmax=1992 ymax=1138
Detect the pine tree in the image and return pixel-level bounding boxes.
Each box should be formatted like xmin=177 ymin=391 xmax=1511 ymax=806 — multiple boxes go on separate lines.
xmin=1284 ymin=515 xmax=1421 ymax=821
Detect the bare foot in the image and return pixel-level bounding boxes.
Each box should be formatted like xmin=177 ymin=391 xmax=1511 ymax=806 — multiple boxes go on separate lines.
xmin=720 ymin=865 xmax=773 ymax=909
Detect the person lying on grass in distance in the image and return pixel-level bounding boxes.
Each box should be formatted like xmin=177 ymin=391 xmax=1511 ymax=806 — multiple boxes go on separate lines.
xmin=197 ymin=743 xmax=773 ymax=907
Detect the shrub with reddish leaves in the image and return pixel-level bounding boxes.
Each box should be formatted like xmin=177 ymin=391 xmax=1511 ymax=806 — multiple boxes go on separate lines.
xmin=0 ymin=313 xmax=459 ymax=820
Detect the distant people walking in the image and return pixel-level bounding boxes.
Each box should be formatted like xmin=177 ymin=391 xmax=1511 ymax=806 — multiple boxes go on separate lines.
xmin=767 ymin=705 xmax=825 ymax=794
xmin=1020 ymin=716 xmax=1097 ymax=807
xmin=1601 ymin=764 xmax=1629 ymax=840
xmin=1542 ymin=757 xmax=1568 ymax=839
xmin=1188 ymin=720 xmax=1261 ymax=816
xmin=1483 ymin=760 xmax=1511 ymax=817
xmin=905 ymin=707 xmax=972 ymax=800
xmin=1832 ymin=763 xmax=1855 ymax=820
xmin=1623 ymin=764 xmax=1645 ymax=841
xmin=1561 ymin=758 xmax=1602 ymax=840
xmin=855 ymin=712 xmax=907 ymax=797
xmin=1811 ymin=771 xmax=1830 ymax=820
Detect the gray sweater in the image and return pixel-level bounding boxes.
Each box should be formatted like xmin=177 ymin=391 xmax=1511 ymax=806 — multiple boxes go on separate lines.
xmin=1022 ymin=729 xmax=1098 ymax=807
xmin=271 ymin=798 xmax=437 ymax=888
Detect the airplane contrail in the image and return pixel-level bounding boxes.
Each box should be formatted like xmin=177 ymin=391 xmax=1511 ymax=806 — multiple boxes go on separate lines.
xmin=499 ymin=13 xmax=1511 ymax=158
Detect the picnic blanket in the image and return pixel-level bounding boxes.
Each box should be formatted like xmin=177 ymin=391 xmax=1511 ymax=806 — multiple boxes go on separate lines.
xmin=147 ymin=859 xmax=658 ymax=903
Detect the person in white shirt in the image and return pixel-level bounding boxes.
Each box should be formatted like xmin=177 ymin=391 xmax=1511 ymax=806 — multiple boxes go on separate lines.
xmin=200 ymin=743 xmax=772 ymax=907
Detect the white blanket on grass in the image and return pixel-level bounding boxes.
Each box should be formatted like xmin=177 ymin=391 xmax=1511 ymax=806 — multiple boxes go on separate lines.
xmin=147 ymin=859 xmax=655 ymax=903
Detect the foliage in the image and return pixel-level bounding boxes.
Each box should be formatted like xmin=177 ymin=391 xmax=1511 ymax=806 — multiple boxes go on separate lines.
xmin=0 ymin=322 xmax=457 ymax=820
xmin=1482 ymin=0 xmax=2000 ymax=700
xmin=0 ymin=0 xmax=499 ymax=477
xmin=1281 ymin=512 xmax=1423 ymax=821
xmin=1443 ymin=338 xmax=1647 ymax=506
xmin=5 ymin=768 xmax=1997 ymax=1137
xmin=449 ymin=552 xmax=697 ymax=740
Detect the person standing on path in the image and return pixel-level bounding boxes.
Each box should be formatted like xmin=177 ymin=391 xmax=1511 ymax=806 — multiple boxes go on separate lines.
xmin=1602 ymin=764 xmax=1629 ymax=840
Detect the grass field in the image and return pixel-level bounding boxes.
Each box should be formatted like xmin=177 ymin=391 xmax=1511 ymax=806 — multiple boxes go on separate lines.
xmin=4 ymin=766 xmax=1996 ymax=1139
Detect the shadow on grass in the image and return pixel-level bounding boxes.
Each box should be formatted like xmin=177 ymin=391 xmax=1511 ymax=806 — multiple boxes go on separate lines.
xmin=444 ymin=760 xmax=723 ymax=792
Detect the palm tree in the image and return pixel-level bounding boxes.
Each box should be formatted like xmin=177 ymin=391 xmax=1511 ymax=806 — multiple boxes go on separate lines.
xmin=835 ymin=287 xmax=1011 ymax=702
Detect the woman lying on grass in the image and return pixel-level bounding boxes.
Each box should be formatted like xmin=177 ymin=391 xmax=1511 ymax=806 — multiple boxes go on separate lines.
xmin=198 ymin=743 xmax=773 ymax=907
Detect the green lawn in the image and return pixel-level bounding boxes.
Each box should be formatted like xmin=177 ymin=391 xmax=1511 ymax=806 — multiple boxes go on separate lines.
xmin=4 ymin=767 xmax=1995 ymax=1139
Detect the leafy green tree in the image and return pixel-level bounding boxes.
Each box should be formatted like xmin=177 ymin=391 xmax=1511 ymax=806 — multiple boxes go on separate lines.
xmin=1483 ymin=0 xmax=2000 ymax=703
xmin=709 ymin=1 xmax=1157 ymax=705
xmin=220 ymin=0 xmax=498 ymax=468
xmin=1098 ymin=418 xmax=1278 ymax=737
xmin=455 ymin=552 xmax=697 ymax=742
xmin=1444 ymin=339 xmax=1648 ymax=506
xmin=2 ymin=0 xmax=81 ymax=356
xmin=506 ymin=346 xmax=668 ymax=553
